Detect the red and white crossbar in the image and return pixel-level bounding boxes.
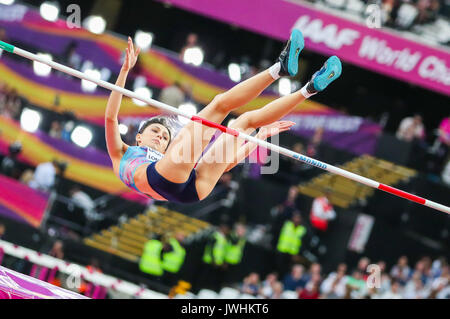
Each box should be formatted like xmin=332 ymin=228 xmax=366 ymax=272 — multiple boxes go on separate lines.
xmin=1 ymin=41 xmax=448 ymax=215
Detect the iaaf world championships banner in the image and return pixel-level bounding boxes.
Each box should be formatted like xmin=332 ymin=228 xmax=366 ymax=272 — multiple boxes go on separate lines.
xmin=158 ymin=0 xmax=450 ymax=97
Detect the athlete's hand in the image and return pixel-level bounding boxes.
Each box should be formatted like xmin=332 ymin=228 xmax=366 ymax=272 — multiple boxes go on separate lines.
xmin=257 ymin=121 xmax=296 ymax=140
xmin=122 ymin=37 xmax=140 ymax=72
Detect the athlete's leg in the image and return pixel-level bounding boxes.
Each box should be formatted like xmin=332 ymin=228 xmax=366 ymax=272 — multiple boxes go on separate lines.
xmin=193 ymin=89 xmax=306 ymax=200
xmin=195 ymin=55 xmax=343 ymax=199
xmin=156 ymin=30 xmax=305 ymax=183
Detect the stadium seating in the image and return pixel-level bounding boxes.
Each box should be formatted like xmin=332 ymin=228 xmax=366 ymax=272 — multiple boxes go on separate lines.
xmin=83 ymin=205 xmax=212 ymax=261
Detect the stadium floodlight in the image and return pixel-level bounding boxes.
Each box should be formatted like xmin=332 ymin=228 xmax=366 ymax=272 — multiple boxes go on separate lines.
xmin=132 ymin=87 xmax=152 ymax=106
xmin=183 ymin=47 xmax=204 ymax=66
xmin=228 ymin=63 xmax=241 ymax=83
xmin=84 ymin=16 xmax=106 ymax=35
xmin=39 ymin=2 xmax=59 ymax=22
xmin=133 ymin=75 xmax=147 ymax=91
xmin=20 ymin=108 xmax=41 ymax=133
xmin=119 ymin=123 xmax=128 ymax=135
xmin=81 ymin=69 xmax=101 ymax=93
xmin=278 ymin=78 xmax=292 ymax=96
xmin=33 ymin=53 xmax=52 ymax=77
xmin=71 ymin=125 xmax=93 ymax=148
xmin=0 ymin=0 xmax=15 ymax=5
xmin=134 ymin=30 xmax=153 ymax=51
xmin=100 ymin=67 xmax=111 ymax=81
xmin=178 ymin=102 xmax=197 ymax=124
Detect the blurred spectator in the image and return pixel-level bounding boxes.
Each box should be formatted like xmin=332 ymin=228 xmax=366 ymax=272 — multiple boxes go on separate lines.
xmin=309 ymin=188 xmax=337 ymax=233
xmin=69 ymin=186 xmax=103 ymax=228
xmin=377 ymin=260 xmax=392 ymax=294
xmin=201 ymin=223 xmax=229 ymax=291
xmin=396 ymin=114 xmax=425 ymax=142
xmin=430 ymin=257 xmax=447 ymax=279
xmin=61 ymin=121 xmax=75 ymax=142
xmin=275 ymin=212 xmax=307 ymax=276
xmin=270 ymin=281 xmax=284 ymax=299
xmin=301 ymin=262 xmax=322 ymax=286
xmin=162 ymin=232 xmax=186 ymax=286
xmin=48 ymin=240 xmax=64 ymax=259
xmin=86 ymin=258 xmax=103 ymax=274
xmin=240 ymin=272 xmax=261 ymax=296
xmin=410 ymin=258 xmax=432 ymax=286
xmin=0 ymin=27 xmax=7 ymax=42
xmin=378 ymin=279 xmax=403 ymax=299
xmin=0 ymin=28 xmax=7 ymax=58
xmin=0 ymin=83 xmax=8 ymax=110
xmin=158 ymin=81 xmax=186 ymax=108
xmin=381 ymin=0 xmax=401 ymax=27
xmin=306 ymin=127 xmax=324 ymax=158
xmin=403 ymin=271 xmax=429 ymax=298
xmin=1 ymin=88 xmax=22 ymax=120
xmin=345 ymin=270 xmax=367 ymax=299
xmin=61 ymin=41 xmax=82 ymax=71
xmin=282 ymin=264 xmax=306 ymax=291
xmin=283 ymin=185 xmax=299 ymax=212
xmin=139 ymin=233 xmax=164 ymax=278
xmin=390 ymin=255 xmax=412 ymax=285
xmin=320 ymin=263 xmax=348 ymax=298
xmin=28 ymin=159 xmax=65 ymax=192
xmin=259 ymin=272 xmax=279 ymax=298
xmin=415 ymin=0 xmax=440 ymax=25
xmin=49 ymin=121 xmax=63 ymax=139
xmin=179 ymin=33 xmax=199 ymax=60
xmin=429 ymin=265 xmax=449 ymax=299
xmin=225 ymin=223 xmax=246 ymax=266
xmin=441 ymin=157 xmax=450 ymax=185
xmin=432 ymin=115 xmax=450 ymax=175
xmin=270 ymin=186 xmax=300 ymax=247
xmin=298 ymin=275 xmax=321 ymax=299
xmin=438 ymin=115 xmax=450 ymax=147
xmin=19 ymin=169 xmax=35 ymax=185
xmin=217 ymin=172 xmax=240 ymax=218
xmin=354 ymin=257 xmax=371 ymax=280
xmin=0 ymin=142 xmax=22 ymax=179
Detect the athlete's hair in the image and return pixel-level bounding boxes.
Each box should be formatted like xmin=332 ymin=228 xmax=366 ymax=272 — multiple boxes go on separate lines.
xmin=136 ymin=115 xmax=182 ymax=148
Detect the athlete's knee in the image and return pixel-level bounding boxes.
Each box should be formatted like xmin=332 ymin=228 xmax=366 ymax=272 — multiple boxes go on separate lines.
xmin=212 ymin=93 xmax=232 ymax=113
xmin=232 ymin=111 xmax=255 ymax=130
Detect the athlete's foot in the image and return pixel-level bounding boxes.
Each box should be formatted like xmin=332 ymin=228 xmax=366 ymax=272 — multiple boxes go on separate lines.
xmin=304 ymin=56 xmax=342 ymax=95
xmin=278 ymin=29 xmax=304 ymax=77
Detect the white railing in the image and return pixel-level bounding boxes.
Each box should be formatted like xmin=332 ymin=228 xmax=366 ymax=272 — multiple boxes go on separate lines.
xmin=0 ymin=239 xmax=168 ymax=299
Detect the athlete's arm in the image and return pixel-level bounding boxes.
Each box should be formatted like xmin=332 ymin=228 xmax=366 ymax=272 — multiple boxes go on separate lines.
xmin=224 ymin=121 xmax=295 ymax=172
xmin=105 ymin=37 xmax=140 ymax=170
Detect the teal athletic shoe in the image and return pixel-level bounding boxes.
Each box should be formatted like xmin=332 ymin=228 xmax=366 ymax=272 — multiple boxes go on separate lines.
xmin=305 ymin=56 xmax=342 ymax=94
xmin=278 ymin=29 xmax=304 ymax=77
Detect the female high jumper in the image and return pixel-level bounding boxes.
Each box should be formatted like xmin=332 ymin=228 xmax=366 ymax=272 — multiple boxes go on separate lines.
xmin=105 ymin=30 xmax=342 ymax=204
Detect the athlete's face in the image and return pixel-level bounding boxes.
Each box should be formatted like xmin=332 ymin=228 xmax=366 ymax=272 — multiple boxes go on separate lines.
xmin=136 ymin=123 xmax=170 ymax=153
